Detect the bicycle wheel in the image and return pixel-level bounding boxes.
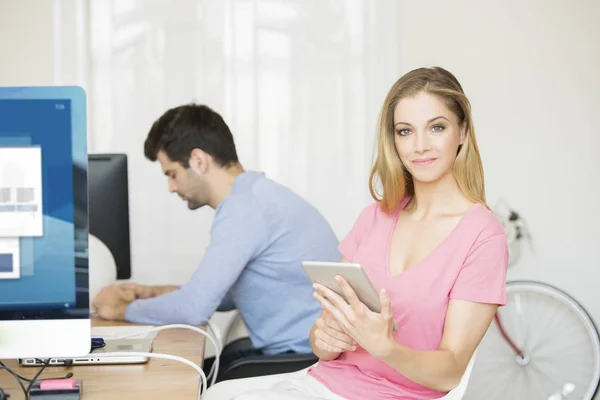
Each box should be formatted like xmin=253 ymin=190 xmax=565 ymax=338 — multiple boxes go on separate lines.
xmin=464 ymin=280 xmax=600 ymax=400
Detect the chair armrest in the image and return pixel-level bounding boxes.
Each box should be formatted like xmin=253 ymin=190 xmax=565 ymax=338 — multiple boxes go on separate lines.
xmin=217 ymin=353 xmax=319 ymax=382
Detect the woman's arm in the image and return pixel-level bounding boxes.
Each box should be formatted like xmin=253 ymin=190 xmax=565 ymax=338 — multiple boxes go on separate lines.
xmin=379 ymin=300 xmax=498 ymax=392
xmin=313 ymin=278 xmax=498 ymax=393
xmin=379 ymin=233 xmax=508 ymax=392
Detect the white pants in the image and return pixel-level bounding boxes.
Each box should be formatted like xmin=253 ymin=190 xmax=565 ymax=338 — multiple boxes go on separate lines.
xmin=203 ymin=367 xmax=347 ymax=400
xmin=204 ymin=352 xmax=476 ymax=400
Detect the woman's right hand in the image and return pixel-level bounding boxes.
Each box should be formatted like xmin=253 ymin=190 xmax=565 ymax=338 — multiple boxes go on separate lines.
xmin=313 ymin=310 xmax=357 ymax=354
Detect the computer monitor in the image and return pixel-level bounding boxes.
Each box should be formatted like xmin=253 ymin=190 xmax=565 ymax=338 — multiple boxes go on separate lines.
xmin=88 ymin=153 xmax=132 ymax=279
xmin=0 ymin=86 xmax=91 ymax=359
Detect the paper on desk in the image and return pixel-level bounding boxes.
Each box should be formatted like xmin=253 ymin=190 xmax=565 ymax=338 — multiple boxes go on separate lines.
xmin=91 ymin=325 xmax=159 ymax=340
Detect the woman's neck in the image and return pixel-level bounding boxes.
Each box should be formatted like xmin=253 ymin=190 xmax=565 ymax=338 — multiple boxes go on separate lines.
xmin=407 ymin=173 xmax=471 ymax=219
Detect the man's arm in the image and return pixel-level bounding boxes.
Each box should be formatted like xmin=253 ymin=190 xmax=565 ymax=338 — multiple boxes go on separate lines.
xmin=217 ymin=290 xmax=236 ymax=312
xmin=125 ymin=195 xmax=268 ymax=325
xmin=149 ymin=285 xmax=180 ymax=297
xmin=118 ymin=283 xmax=179 ymax=299
xmin=147 ymin=286 xmax=236 ymax=311
xmin=119 ymin=283 xmax=235 ymax=312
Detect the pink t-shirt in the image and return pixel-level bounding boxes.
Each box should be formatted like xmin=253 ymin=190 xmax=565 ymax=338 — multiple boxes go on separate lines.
xmin=308 ymin=198 xmax=508 ymax=400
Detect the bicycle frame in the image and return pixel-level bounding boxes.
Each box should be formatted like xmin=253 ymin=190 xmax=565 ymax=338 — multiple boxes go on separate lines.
xmin=494 ymin=313 xmax=525 ymax=358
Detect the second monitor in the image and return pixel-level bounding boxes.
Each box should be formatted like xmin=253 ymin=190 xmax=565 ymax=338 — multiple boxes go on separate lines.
xmin=88 ymin=153 xmax=132 ymax=280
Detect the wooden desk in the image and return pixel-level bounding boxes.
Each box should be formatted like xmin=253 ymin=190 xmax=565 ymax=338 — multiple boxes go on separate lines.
xmin=0 ymin=319 xmax=205 ymax=399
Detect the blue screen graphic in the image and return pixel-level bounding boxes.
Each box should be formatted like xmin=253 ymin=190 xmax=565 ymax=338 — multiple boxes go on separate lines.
xmin=0 ymin=99 xmax=80 ymax=309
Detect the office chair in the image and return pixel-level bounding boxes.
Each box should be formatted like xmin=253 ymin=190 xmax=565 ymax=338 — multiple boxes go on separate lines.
xmin=216 ymin=312 xmax=319 ymax=382
xmin=88 ymin=234 xmax=118 ymax=303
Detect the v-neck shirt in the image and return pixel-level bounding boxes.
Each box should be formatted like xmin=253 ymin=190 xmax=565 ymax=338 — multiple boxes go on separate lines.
xmin=308 ymin=198 xmax=508 ymax=399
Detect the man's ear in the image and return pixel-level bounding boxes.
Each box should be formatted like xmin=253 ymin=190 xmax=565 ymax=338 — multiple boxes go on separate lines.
xmin=189 ymin=148 xmax=210 ymax=174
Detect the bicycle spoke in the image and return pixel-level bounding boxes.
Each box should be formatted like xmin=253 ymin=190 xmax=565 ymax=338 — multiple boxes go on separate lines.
xmin=466 ymin=281 xmax=600 ymax=400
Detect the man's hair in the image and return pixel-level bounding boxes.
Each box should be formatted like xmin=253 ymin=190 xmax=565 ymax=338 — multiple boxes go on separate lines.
xmin=144 ymin=104 xmax=239 ymax=168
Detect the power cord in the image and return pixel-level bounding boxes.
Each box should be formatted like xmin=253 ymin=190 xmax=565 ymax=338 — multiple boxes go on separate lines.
xmin=109 ymin=323 xmax=222 ymax=398
xmin=25 ymin=360 xmax=50 ymax=398
xmin=0 ymin=362 xmax=26 ymax=399
xmin=0 ymin=359 xmax=71 ymax=400
xmin=0 ymin=361 xmax=73 ymax=384
xmin=205 ymin=321 xmax=224 ymax=384
xmin=98 ymin=351 xmax=206 ymax=399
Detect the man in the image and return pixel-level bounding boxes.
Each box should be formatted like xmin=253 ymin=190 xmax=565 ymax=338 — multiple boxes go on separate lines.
xmin=92 ymin=104 xmax=340 ymax=377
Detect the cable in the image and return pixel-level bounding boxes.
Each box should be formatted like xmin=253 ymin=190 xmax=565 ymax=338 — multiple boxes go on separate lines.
xmin=206 ymin=321 xmax=223 ymax=354
xmin=0 ymin=362 xmax=25 ymax=399
xmin=0 ymin=359 xmax=66 ymax=400
xmin=25 ymin=359 xmax=50 ymax=398
xmin=0 ymin=362 xmax=72 ymax=383
xmin=111 ymin=324 xmax=221 ymax=390
xmin=205 ymin=321 xmax=223 ymax=383
xmin=99 ymin=351 xmax=206 ymax=399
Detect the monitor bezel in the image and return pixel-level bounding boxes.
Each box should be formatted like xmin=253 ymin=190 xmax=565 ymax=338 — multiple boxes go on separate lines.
xmin=0 ymin=86 xmax=91 ymax=358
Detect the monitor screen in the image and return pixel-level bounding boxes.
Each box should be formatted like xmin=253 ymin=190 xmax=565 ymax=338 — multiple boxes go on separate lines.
xmin=0 ymin=94 xmax=89 ymax=320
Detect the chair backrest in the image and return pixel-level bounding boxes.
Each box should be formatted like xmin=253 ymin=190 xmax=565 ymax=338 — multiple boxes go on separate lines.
xmin=438 ymin=350 xmax=477 ymax=400
xmin=88 ymin=234 xmax=117 ymax=304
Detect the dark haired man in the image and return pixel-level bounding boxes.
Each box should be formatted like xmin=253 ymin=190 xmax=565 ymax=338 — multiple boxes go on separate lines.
xmin=92 ymin=104 xmax=340 ymax=377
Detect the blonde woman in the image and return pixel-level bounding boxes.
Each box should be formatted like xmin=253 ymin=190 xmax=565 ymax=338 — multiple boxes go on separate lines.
xmin=205 ymin=67 xmax=508 ymax=400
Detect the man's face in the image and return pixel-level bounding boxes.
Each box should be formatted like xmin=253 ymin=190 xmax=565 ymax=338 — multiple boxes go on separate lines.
xmin=156 ymin=150 xmax=208 ymax=210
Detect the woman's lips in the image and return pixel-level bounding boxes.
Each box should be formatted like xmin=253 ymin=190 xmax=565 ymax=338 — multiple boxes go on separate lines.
xmin=412 ymin=158 xmax=437 ymax=166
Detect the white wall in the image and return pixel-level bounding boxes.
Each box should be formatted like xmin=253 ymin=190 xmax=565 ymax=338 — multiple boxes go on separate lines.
xmin=86 ymin=0 xmax=401 ymax=356
xmin=0 ymin=0 xmax=55 ymax=85
xmin=87 ymin=0 xmax=401 ymax=291
xmin=0 ymin=0 xmax=91 ymax=128
xmin=394 ymin=0 xmax=600 ymax=320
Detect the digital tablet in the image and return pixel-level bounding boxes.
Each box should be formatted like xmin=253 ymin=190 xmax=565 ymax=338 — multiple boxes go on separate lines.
xmin=302 ymin=261 xmax=398 ymax=330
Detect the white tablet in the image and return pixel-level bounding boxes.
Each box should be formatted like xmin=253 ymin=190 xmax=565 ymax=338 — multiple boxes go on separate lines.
xmin=302 ymin=261 xmax=398 ymax=330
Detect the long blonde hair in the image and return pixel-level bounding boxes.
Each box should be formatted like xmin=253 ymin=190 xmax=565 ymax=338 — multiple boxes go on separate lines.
xmin=369 ymin=67 xmax=486 ymax=214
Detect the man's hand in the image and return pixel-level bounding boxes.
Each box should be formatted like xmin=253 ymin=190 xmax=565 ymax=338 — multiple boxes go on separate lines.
xmin=92 ymin=284 xmax=134 ymax=321
xmin=118 ymin=283 xmax=155 ymax=299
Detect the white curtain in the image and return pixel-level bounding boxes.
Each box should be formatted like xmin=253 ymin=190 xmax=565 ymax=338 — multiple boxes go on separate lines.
xmin=87 ymin=0 xmax=401 ymax=284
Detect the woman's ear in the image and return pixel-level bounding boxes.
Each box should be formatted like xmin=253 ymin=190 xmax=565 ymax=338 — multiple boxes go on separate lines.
xmin=459 ymin=124 xmax=467 ymax=145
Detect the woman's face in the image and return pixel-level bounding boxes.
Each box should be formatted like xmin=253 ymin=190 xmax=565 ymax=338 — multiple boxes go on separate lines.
xmin=393 ymin=92 xmax=465 ymax=185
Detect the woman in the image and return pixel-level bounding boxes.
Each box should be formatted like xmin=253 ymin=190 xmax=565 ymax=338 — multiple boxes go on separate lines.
xmin=205 ymin=66 xmax=508 ymax=400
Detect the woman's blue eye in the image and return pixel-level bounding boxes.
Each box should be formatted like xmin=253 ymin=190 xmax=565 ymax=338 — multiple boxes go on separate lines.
xmin=396 ymin=129 xmax=411 ymax=136
xmin=431 ymin=125 xmax=445 ymax=132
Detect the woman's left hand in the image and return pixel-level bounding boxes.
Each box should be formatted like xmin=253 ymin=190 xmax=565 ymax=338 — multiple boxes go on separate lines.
xmin=313 ymin=276 xmax=395 ymax=359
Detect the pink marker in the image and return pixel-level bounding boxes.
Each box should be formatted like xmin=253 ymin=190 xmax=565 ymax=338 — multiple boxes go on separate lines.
xmin=40 ymin=378 xmax=77 ymax=390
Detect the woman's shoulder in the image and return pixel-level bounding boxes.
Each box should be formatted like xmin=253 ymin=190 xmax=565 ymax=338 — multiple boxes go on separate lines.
xmin=466 ymin=202 xmax=507 ymax=244
xmin=355 ymin=201 xmax=396 ymax=222
xmin=348 ymin=201 xmax=393 ymax=233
